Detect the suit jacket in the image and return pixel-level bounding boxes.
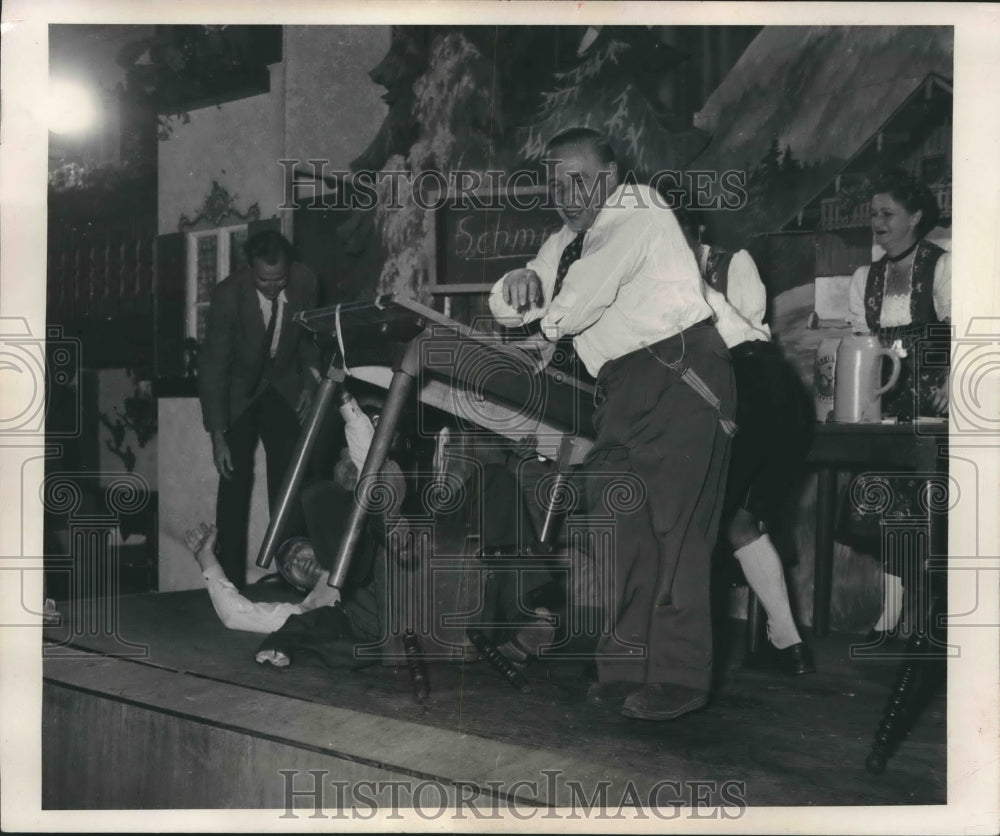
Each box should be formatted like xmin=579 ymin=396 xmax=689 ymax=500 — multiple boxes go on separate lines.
xmin=198 ymin=262 xmax=320 ymax=433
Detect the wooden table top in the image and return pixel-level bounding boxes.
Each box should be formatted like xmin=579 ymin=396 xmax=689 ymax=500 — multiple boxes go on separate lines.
xmin=808 ymin=420 xmax=948 ymax=469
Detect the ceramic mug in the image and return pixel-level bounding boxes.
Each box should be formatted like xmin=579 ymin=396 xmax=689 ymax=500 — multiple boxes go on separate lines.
xmin=814 ymin=337 xmax=841 ymax=421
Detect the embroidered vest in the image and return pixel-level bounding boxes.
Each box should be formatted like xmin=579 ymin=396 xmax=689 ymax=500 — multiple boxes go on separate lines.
xmin=863 ymin=239 xmax=944 ymax=334
xmin=703 ymin=249 xmax=733 ymax=298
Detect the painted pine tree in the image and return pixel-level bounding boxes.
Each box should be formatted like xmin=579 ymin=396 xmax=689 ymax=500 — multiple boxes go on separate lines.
xmin=518 ymin=26 xmax=704 ymax=181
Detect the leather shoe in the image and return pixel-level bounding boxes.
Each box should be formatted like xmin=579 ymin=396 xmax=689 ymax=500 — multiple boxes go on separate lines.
xmin=744 ymin=642 xmax=815 ymax=675
xmin=586 ymin=680 xmax=637 ymax=707
xmin=620 ymin=683 xmax=709 ymax=721
xmin=776 ymin=642 xmax=815 ymax=675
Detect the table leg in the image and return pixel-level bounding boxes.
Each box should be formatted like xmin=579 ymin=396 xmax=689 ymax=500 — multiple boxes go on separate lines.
xmin=813 ymin=466 xmax=837 ymax=637
xmin=256 ymin=361 xmax=343 ymax=569
xmin=327 ymin=337 xmax=423 ymax=590
xmin=746 ymin=590 xmax=767 ymax=656
xmin=534 ymin=435 xmax=585 ymax=554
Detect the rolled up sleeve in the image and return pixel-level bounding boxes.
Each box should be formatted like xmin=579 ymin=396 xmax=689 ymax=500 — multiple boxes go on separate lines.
xmin=488 ymin=232 xmax=563 ymax=327
xmin=202 ymin=565 xmax=304 ymax=634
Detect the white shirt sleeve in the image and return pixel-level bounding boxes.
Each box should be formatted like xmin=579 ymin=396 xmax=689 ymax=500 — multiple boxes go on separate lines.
xmin=704 ymin=284 xmax=744 ymax=348
xmin=339 ymin=398 xmax=375 ymax=472
xmin=202 ymin=564 xmax=304 ymax=634
xmin=848 ymin=265 xmax=871 ymax=333
xmin=488 ymin=231 xmax=564 ymax=327
xmin=726 ymin=250 xmax=768 ymax=331
xmin=539 ymin=210 xmax=657 ymax=340
xmin=932 ymin=250 xmax=951 ymax=322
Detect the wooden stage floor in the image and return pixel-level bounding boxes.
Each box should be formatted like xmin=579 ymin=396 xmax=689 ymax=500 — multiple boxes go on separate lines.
xmin=42 ymin=587 xmax=945 ymax=809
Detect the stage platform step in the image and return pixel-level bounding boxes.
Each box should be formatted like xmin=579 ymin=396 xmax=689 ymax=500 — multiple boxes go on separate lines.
xmin=45 ymin=646 xmax=658 ymax=810
xmin=42 ymin=590 xmax=945 ymax=809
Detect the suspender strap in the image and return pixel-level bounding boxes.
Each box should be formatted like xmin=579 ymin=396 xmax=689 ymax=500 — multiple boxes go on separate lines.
xmin=677 ymin=365 xmax=738 ymax=438
xmin=641 ymin=331 xmax=737 ymax=439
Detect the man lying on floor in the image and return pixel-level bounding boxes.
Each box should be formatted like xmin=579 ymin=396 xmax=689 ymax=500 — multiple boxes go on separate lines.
xmin=186 ymin=518 xmax=392 ymax=669
xmin=184 ymin=390 xmax=412 ymax=665
xmin=186 ymin=391 xmax=557 ymax=668
xmin=185 ymin=522 xmax=323 ymax=636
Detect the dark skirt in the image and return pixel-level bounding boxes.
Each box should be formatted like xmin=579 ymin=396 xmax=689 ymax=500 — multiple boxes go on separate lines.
xmin=725 ymin=340 xmax=814 ymax=527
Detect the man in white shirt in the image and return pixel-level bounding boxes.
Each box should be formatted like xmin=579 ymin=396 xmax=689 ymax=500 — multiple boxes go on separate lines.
xmin=489 ymin=128 xmax=735 ymax=720
xmin=187 ymin=396 xmax=557 ymax=669
xmin=186 ymin=523 xmax=326 ymax=636
xmin=186 ymin=391 xmax=385 ymax=638
xmin=187 ymin=392 xmax=408 ymax=657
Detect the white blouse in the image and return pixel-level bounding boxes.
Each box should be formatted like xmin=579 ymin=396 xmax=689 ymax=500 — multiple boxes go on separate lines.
xmin=698 ymin=246 xmax=772 ymax=348
xmin=847 ymin=250 xmax=951 ymax=333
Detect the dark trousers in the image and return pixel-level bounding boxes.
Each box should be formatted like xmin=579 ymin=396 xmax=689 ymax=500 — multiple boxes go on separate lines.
xmin=215 ymin=386 xmax=304 ymax=588
xmin=588 ymin=323 xmax=734 ymax=691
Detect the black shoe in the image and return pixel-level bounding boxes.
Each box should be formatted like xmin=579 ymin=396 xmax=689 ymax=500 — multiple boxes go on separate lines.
xmin=745 ymin=642 xmax=815 ymax=675
xmin=776 ymin=642 xmax=815 ymax=675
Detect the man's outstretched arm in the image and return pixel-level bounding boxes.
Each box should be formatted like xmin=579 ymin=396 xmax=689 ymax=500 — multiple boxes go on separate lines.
xmin=186 ymin=523 xmax=315 ymax=634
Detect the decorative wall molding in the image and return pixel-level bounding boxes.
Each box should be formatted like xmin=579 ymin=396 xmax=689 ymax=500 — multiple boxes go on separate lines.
xmin=177 ymin=180 xmax=260 ymax=232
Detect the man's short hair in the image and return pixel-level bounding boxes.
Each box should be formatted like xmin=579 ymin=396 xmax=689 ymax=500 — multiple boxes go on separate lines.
xmin=275 ymin=536 xmax=322 ymax=591
xmin=546 ymin=127 xmax=617 ymax=166
xmin=244 ymin=229 xmax=294 ymax=266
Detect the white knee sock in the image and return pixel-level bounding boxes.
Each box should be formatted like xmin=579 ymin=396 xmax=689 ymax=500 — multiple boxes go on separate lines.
xmin=872 ymin=572 xmax=904 ymax=631
xmin=734 ymin=534 xmax=802 ymax=650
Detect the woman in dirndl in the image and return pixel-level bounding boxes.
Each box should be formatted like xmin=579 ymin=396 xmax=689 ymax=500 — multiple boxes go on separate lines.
xmin=846 ymin=168 xmax=950 ymax=639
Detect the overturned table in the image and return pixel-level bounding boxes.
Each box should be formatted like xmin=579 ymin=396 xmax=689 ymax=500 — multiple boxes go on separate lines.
xmin=256 ymin=294 xmax=596 ymax=592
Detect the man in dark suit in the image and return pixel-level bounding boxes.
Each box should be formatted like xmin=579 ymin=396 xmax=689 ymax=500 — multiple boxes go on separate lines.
xmin=198 ymin=229 xmax=319 ymax=588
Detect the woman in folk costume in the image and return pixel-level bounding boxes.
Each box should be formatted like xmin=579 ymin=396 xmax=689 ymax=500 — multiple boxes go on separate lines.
xmin=847 ymin=168 xmax=951 ymax=420
xmin=846 ymin=169 xmax=951 ymax=640
xmin=679 ymin=212 xmax=816 ymax=674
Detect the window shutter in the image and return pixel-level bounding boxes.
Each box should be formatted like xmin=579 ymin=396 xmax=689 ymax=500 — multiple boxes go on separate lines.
xmin=153 ymin=232 xmax=187 ymax=380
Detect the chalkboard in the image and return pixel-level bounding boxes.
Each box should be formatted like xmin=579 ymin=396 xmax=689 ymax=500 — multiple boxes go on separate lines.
xmin=431 ymin=187 xmax=564 ymax=293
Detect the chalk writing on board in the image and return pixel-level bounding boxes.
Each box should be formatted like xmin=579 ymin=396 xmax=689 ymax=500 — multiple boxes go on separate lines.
xmin=434 ymin=190 xmax=562 ymax=290
xmin=453 ymin=214 xmax=561 ymax=261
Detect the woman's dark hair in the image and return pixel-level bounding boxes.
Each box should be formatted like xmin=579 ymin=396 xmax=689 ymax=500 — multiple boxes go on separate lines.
xmin=243 ymin=229 xmax=294 ymax=265
xmin=870 ymin=168 xmax=940 ymax=238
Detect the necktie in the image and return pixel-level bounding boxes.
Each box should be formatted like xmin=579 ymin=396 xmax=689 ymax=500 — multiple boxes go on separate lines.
xmin=541 ymin=230 xmax=587 ymax=377
xmin=552 ymin=230 xmax=586 ymax=299
xmin=264 ymin=297 xmax=278 ymax=360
